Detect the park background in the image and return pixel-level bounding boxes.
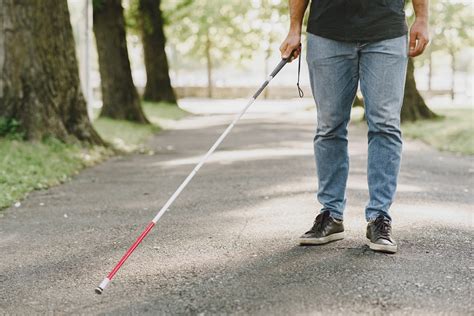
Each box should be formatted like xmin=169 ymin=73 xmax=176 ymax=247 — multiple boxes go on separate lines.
xmin=1 ymin=0 xmax=472 ymax=209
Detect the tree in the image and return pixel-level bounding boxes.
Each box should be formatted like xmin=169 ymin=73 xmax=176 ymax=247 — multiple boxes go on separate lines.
xmin=402 ymin=58 xmax=437 ymax=121
xmin=428 ymin=1 xmax=473 ymax=100
xmin=93 ymin=0 xmax=149 ymax=123
xmin=138 ymin=0 xmax=177 ymax=104
xmin=166 ymin=0 xmax=255 ymax=98
xmin=0 ymin=0 xmax=103 ymax=144
xmin=400 ymin=1 xmax=438 ymax=121
xmin=254 ymin=0 xmax=288 ymax=98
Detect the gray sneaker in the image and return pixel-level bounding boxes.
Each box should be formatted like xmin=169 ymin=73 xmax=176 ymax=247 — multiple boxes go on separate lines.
xmin=366 ymin=215 xmax=397 ymax=253
xmin=299 ymin=211 xmax=345 ymax=245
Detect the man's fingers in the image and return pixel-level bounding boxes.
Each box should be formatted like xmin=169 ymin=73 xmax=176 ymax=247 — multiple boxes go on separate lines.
xmin=284 ymin=46 xmax=295 ymax=61
xmin=280 ymin=42 xmax=288 ymax=57
xmin=413 ymin=40 xmax=423 ymax=56
xmin=409 ymin=31 xmax=417 ymax=55
xmin=419 ymin=38 xmax=429 ymax=54
xmin=417 ymin=41 xmax=428 ymax=56
xmin=410 ymin=38 xmax=427 ymax=57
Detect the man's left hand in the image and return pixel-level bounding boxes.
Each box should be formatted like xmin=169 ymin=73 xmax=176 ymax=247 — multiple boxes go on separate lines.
xmin=409 ymin=18 xmax=430 ymax=57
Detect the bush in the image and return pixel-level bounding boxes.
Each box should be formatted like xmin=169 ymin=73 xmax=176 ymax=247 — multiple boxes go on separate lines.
xmin=0 ymin=117 xmax=23 ymax=139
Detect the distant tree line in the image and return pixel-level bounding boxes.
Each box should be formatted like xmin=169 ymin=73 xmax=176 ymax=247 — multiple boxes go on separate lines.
xmin=1 ymin=0 xmax=471 ymax=144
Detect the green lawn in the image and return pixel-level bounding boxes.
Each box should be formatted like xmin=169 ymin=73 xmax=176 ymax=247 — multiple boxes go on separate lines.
xmin=0 ymin=138 xmax=111 ymax=209
xmin=94 ymin=102 xmax=187 ymax=152
xmin=0 ymin=102 xmax=187 ymax=209
xmin=352 ymin=107 xmax=473 ymax=155
xmin=402 ymin=108 xmax=474 ymax=155
xmin=143 ymin=101 xmax=188 ymax=122
xmin=93 ymin=118 xmax=161 ymax=152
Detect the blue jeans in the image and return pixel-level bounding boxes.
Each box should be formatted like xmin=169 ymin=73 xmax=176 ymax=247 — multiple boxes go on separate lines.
xmin=306 ymin=33 xmax=408 ymax=222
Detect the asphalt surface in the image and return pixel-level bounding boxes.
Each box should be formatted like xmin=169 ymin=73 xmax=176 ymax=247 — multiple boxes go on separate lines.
xmin=0 ymin=105 xmax=472 ymax=315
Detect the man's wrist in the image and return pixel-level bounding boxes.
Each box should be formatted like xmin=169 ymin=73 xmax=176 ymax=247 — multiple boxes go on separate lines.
xmin=289 ymin=24 xmax=302 ymax=35
xmin=414 ymin=15 xmax=429 ymax=23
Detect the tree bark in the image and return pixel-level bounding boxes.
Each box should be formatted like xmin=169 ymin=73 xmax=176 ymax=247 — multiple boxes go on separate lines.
xmin=93 ymin=0 xmax=149 ymax=123
xmin=138 ymin=0 xmax=176 ymax=104
xmin=401 ymin=58 xmax=437 ymax=122
xmin=0 ymin=0 xmax=104 ymax=144
xmin=450 ymin=50 xmax=455 ymax=101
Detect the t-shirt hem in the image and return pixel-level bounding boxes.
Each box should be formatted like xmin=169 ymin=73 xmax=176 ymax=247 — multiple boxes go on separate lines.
xmin=306 ymin=28 xmax=408 ymax=43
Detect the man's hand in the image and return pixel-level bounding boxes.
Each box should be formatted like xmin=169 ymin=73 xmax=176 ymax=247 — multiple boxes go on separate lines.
xmin=281 ymin=0 xmax=309 ymax=62
xmin=280 ymin=30 xmax=301 ymax=62
xmin=409 ymin=18 xmax=430 ymax=57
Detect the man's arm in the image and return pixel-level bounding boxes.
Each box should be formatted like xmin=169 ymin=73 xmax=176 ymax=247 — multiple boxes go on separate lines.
xmin=409 ymin=0 xmax=430 ymax=57
xmin=279 ymin=0 xmax=309 ymax=61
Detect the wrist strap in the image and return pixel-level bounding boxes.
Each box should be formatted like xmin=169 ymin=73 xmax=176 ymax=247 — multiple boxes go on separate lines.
xmin=297 ymin=46 xmax=304 ymax=98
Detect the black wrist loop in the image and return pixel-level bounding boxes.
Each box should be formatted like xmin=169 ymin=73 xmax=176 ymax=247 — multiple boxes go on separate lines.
xmin=297 ymin=45 xmax=304 ymax=98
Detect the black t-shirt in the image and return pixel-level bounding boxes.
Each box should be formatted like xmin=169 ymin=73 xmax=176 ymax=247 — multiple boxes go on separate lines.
xmin=307 ymin=0 xmax=408 ymax=42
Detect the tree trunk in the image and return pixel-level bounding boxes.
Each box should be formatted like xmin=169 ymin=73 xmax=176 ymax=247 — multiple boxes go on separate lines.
xmin=263 ymin=46 xmax=271 ymax=99
xmin=401 ymin=58 xmax=437 ymax=122
xmin=450 ymin=50 xmax=455 ymax=101
xmin=93 ymin=0 xmax=149 ymax=123
xmin=428 ymin=50 xmax=433 ymax=91
xmin=139 ymin=0 xmax=177 ymax=104
xmin=0 ymin=0 xmax=104 ymax=145
xmin=205 ymin=31 xmax=213 ymax=98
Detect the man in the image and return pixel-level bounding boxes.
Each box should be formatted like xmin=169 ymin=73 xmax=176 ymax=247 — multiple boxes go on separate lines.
xmin=280 ymin=0 xmax=429 ymax=253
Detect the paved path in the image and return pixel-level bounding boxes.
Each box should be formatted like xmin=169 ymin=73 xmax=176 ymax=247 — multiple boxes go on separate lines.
xmin=0 ymin=103 xmax=472 ymax=315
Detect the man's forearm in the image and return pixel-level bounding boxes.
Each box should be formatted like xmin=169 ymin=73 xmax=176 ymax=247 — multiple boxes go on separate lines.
xmin=289 ymin=0 xmax=309 ymax=34
xmin=412 ymin=0 xmax=429 ymax=21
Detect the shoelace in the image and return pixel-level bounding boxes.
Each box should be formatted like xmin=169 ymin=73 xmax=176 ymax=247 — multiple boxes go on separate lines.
xmin=374 ymin=217 xmax=392 ymax=239
xmin=309 ymin=211 xmax=328 ymax=233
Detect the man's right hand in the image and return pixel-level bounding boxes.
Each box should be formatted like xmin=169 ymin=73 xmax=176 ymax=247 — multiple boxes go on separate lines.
xmin=280 ymin=31 xmax=301 ymax=62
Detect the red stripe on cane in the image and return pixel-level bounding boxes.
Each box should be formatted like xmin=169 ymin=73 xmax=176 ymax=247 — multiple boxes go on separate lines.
xmin=107 ymin=221 xmax=155 ymax=280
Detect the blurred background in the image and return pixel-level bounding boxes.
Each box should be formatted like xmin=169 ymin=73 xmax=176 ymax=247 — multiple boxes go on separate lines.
xmin=68 ymin=0 xmax=473 ymax=109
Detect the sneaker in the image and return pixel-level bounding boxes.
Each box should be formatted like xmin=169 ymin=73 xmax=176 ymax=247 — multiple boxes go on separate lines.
xmin=366 ymin=215 xmax=397 ymax=253
xmin=299 ymin=211 xmax=345 ymax=245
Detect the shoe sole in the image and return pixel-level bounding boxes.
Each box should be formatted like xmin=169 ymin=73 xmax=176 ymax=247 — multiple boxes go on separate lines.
xmin=299 ymin=232 xmax=345 ymax=245
xmin=367 ymin=241 xmax=397 ymax=254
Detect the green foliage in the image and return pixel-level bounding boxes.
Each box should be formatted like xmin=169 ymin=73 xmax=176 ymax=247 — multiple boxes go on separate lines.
xmin=92 ymin=0 xmax=106 ymax=11
xmin=412 ymin=0 xmax=474 ymax=68
xmin=0 ymin=117 xmax=23 ymax=139
xmin=143 ymin=101 xmax=188 ymax=121
xmin=0 ymin=138 xmax=110 ymax=209
xmin=127 ymin=0 xmax=193 ymax=33
xmin=125 ymin=0 xmax=140 ymax=33
xmin=162 ymin=0 xmax=193 ymax=24
xmin=253 ymin=0 xmax=290 ymax=53
xmin=93 ymin=101 xmax=187 ymax=151
xmin=402 ymin=108 xmax=474 ymax=155
xmin=93 ymin=117 xmax=160 ymax=152
xmin=164 ymin=0 xmax=259 ymax=67
xmin=430 ymin=0 xmax=474 ymax=53
xmin=0 ymin=102 xmax=187 ymax=209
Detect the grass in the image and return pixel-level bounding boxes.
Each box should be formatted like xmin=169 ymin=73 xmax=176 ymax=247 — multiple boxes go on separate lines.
xmin=0 ymin=138 xmax=111 ymax=209
xmin=402 ymin=108 xmax=474 ymax=155
xmin=93 ymin=118 xmax=161 ymax=152
xmin=93 ymin=102 xmax=187 ymax=152
xmin=0 ymin=102 xmax=187 ymax=209
xmin=351 ymin=107 xmax=473 ymax=155
xmin=143 ymin=101 xmax=188 ymax=121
